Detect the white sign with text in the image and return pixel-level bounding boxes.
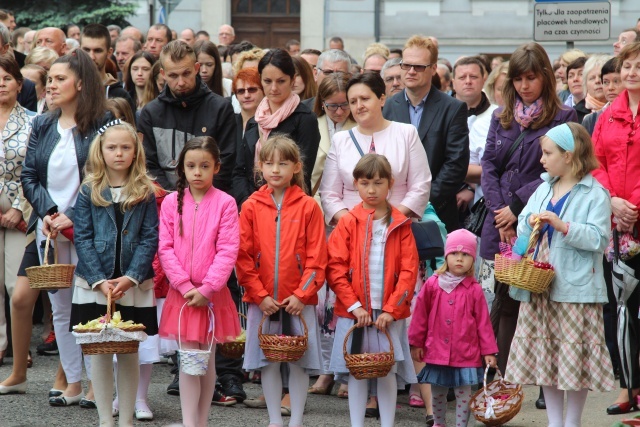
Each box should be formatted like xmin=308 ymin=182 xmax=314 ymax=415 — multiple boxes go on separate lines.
xmin=534 ymin=2 xmax=611 ymax=42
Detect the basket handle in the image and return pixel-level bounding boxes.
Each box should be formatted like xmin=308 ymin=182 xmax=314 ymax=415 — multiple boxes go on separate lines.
xmin=258 ymin=308 xmax=308 ymax=338
xmin=342 ymin=324 xmax=394 ymax=358
xmin=178 ymin=302 xmax=215 ymax=353
xmin=523 ymin=219 xmax=543 ymax=261
xmin=105 ymin=289 xmax=114 ymax=323
xmin=42 ymin=233 xmax=58 ymax=266
xmin=482 ymin=364 xmax=505 ymax=400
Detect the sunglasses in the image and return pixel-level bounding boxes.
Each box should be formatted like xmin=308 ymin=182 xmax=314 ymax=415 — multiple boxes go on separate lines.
xmin=399 ymin=62 xmax=433 ymax=72
xmin=236 ymin=87 xmax=260 ymax=95
xmin=324 ymin=102 xmax=349 ymax=112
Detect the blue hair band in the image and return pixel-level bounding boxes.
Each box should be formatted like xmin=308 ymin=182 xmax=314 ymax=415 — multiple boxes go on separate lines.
xmin=545 ymin=123 xmax=574 ymax=152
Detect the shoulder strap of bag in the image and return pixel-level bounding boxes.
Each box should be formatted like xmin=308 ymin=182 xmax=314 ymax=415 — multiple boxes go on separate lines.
xmin=311 ymin=172 xmax=323 ymax=197
xmin=498 ymin=129 xmax=529 ymax=176
xmin=349 ymin=130 xmax=365 ymax=157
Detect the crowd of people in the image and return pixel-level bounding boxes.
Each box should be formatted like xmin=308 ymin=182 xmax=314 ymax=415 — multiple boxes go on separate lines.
xmin=0 ymin=7 xmax=640 ymax=426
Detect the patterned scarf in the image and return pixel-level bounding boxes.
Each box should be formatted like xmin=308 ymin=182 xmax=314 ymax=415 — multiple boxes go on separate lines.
xmin=514 ymin=96 xmax=544 ymax=131
xmin=254 ymin=93 xmax=301 ymax=165
xmin=438 ymin=272 xmax=466 ymax=294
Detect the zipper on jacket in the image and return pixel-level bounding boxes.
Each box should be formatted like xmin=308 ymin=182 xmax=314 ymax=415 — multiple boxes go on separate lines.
xmin=396 ymin=290 xmax=409 ymax=306
xmin=362 ymin=213 xmax=372 ymax=311
xmin=190 ymin=203 xmax=199 ymax=279
xmin=256 ymin=252 xmax=261 ymax=269
xmin=380 ymin=217 xmax=409 ymax=310
xmin=296 ymin=254 xmax=303 ymax=275
xmin=271 ymin=193 xmax=284 ymax=301
xmin=302 ymin=271 xmax=316 ymax=291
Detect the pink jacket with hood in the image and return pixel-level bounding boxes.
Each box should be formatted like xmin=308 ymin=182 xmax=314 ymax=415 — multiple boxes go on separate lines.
xmin=408 ymin=274 xmax=498 ymax=368
xmin=158 ymin=186 xmax=239 ymax=300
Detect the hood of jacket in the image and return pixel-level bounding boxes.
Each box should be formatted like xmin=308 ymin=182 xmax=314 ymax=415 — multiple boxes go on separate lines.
xmin=157 ymin=75 xmax=211 ymax=110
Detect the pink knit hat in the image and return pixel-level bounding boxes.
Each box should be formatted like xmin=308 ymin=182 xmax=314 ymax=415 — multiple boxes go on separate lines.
xmin=444 ymin=229 xmax=477 ymax=260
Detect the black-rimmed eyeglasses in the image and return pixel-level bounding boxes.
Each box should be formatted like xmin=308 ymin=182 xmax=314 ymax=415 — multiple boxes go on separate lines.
xmin=399 ymin=62 xmax=433 ymax=72
xmin=324 ymin=102 xmax=349 ymax=112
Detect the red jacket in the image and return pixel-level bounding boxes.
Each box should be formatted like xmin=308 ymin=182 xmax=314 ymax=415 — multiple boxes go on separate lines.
xmin=593 ymin=90 xmax=640 ymax=220
xmin=237 ymin=185 xmax=327 ymax=305
xmin=327 ymin=203 xmax=418 ymax=320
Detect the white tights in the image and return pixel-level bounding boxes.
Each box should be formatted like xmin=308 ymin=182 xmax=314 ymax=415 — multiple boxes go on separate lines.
xmin=179 ymin=343 xmax=217 ymax=427
xmin=262 ymin=362 xmax=309 ymax=427
xmin=542 ymin=386 xmax=588 ymax=427
xmin=348 ymin=373 xmax=397 ymax=427
xmin=92 ymin=353 xmax=138 ymax=427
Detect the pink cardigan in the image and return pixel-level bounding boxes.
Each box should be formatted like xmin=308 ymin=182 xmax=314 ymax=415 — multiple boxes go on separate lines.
xmin=158 ymin=186 xmax=240 ymax=301
xmin=408 ymin=274 xmax=498 ymax=368
xmin=319 ymin=121 xmax=432 ymax=224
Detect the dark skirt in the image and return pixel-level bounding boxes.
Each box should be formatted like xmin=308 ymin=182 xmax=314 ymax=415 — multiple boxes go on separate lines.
xmin=417 ymin=364 xmax=482 ymax=388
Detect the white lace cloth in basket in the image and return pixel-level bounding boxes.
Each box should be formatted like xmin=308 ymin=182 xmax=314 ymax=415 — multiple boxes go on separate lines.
xmin=72 ymin=326 xmax=148 ymax=345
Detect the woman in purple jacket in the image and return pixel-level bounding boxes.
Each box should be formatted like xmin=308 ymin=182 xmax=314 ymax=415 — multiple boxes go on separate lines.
xmin=479 ymin=43 xmax=577 ymax=399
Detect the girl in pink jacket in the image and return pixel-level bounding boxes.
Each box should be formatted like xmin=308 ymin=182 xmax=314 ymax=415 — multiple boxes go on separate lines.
xmin=408 ymin=229 xmax=497 ymax=427
xmin=158 ymin=137 xmax=241 ymax=427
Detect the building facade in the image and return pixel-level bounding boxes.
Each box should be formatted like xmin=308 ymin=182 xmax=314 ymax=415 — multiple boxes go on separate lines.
xmin=128 ymin=0 xmax=639 ymax=62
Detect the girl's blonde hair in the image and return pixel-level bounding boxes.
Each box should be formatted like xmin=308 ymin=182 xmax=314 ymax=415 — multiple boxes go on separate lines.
xmin=436 ymin=257 xmax=476 ymax=277
xmin=257 ymin=135 xmax=307 ymax=193
xmin=352 ymin=153 xmax=393 ymax=225
xmin=83 ymin=122 xmax=158 ymax=211
xmin=541 ymin=122 xmax=599 ymax=180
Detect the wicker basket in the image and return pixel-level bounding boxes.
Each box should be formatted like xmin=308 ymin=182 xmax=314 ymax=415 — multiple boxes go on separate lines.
xmin=218 ymin=313 xmax=247 ymax=359
xmin=258 ymin=311 xmax=308 ymax=362
xmin=26 ymin=233 xmax=75 ymax=291
xmin=343 ymin=325 xmax=395 ymax=380
xmin=75 ymin=290 xmax=145 ymax=355
xmin=494 ymin=220 xmax=555 ymax=293
xmin=470 ymin=366 xmax=523 ymax=426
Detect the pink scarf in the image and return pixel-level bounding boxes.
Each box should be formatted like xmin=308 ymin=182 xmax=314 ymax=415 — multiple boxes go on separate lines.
xmin=438 ymin=272 xmax=466 ymax=294
xmin=514 ymin=96 xmax=543 ymax=130
xmin=253 ymin=93 xmax=300 ymax=164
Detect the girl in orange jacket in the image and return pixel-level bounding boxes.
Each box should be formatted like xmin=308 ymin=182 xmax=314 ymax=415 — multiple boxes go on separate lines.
xmin=236 ymin=135 xmax=327 ymax=427
xmin=326 ymin=153 xmax=418 ymax=427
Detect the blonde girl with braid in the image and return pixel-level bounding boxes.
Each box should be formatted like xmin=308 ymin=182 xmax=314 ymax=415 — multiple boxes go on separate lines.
xmin=157 ymin=136 xmax=241 ymax=427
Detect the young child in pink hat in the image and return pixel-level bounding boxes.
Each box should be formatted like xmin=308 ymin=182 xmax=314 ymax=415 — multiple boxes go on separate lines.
xmin=408 ymin=229 xmax=498 ymax=427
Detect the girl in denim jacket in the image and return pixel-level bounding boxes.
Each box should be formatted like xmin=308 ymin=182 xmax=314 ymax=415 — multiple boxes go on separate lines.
xmin=71 ymin=120 xmax=159 ymax=426
xmin=507 ymin=123 xmax=615 ymax=426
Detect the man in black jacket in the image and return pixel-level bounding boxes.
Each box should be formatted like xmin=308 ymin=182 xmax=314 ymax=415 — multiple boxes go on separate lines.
xmin=80 ymin=24 xmax=136 ymax=114
xmin=137 ymin=40 xmax=236 ymax=193
xmin=383 ymin=35 xmax=469 ymax=232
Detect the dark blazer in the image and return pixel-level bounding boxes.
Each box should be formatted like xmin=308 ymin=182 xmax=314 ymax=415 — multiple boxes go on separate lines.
xmin=232 ymin=102 xmax=320 ymax=207
xmin=383 ymin=86 xmax=469 ymax=232
xmin=17 ymin=79 xmax=37 ymax=112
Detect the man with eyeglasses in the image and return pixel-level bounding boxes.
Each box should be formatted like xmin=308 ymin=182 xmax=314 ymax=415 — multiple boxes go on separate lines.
xmin=613 ymin=28 xmax=640 ymax=56
xmin=218 ymin=24 xmax=235 ymax=46
xmin=381 ymin=57 xmax=404 ymax=96
xmin=302 ymin=49 xmax=352 ymax=108
xmin=383 ymin=35 xmax=469 ymax=232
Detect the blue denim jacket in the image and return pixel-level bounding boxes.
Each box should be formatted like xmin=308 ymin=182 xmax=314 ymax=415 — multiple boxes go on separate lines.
xmin=73 ymin=185 xmax=159 ymax=287
xmin=510 ymin=173 xmax=611 ymax=304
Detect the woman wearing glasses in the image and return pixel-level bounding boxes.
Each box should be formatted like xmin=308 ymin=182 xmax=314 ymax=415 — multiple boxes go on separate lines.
xmin=307 ymin=73 xmax=355 ymax=399
xmin=232 ymin=48 xmax=320 ymax=207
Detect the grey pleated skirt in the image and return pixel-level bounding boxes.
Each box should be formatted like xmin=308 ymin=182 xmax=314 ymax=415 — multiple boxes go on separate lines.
xmin=243 ymin=303 xmax=322 ymax=374
xmin=329 ymin=310 xmax=417 ymax=387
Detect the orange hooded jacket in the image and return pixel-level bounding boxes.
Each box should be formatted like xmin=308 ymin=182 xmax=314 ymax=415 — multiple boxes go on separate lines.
xmin=327 ymin=203 xmax=418 ymax=320
xmin=237 ymin=184 xmax=327 ymax=305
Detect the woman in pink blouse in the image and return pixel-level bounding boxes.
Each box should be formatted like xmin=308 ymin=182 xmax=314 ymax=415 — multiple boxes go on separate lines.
xmin=320 ymin=72 xmax=431 ymax=224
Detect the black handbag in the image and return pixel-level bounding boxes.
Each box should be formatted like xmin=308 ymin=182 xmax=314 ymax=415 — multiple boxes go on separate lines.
xmin=464 ymin=196 xmax=488 ymax=236
xmin=410 ymin=220 xmax=444 ymax=261
xmin=463 ymin=130 xmax=529 ymax=237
